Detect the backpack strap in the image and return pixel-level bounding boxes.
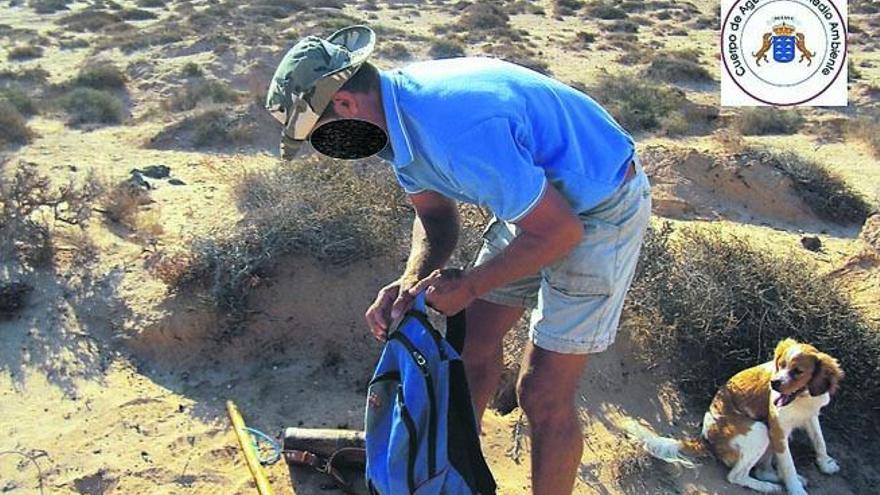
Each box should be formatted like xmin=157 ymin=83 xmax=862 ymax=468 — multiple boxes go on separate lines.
xmin=446 ymin=310 xmax=467 ymax=355
xmin=445 ymin=309 xmax=497 ymax=494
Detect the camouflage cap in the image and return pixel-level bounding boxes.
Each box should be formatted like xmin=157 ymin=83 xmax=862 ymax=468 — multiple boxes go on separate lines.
xmin=265 ymin=25 xmax=376 ymax=145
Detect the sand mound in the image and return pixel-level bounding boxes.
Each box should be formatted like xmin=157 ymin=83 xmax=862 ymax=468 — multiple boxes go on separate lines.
xmin=642 ymin=145 xmax=824 ymax=229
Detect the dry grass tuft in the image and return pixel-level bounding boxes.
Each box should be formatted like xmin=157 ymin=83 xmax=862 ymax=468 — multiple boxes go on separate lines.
xmin=754 ymin=149 xmax=872 ymax=224
xmin=8 ymin=45 xmax=43 ymax=61
xmin=379 ymin=42 xmax=412 ymax=61
xmin=0 ymin=164 xmax=103 ymax=267
xmin=0 ymin=102 xmax=34 ymax=147
xmin=162 ymin=80 xmax=243 ymax=113
xmin=0 ymin=87 xmax=37 ymax=116
xmin=60 ymin=87 xmax=125 ymax=125
xmin=177 ymin=156 xmax=409 ymax=314
xmin=57 ymin=9 xmax=127 ymax=32
xmin=428 ymin=39 xmax=465 ymax=59
xmin=645 ymin=49 xmax=713 ymax=84
xmin=627 ymin=223 xmax=880 ymax=432
xmin=552 ymin=0 xmax=584 ymax=17
xmin=590 ymin=74 xmax=701 ymax=133
xmin=71 ymin=63 xmax=127 ymax=90
xmin=733 ymin=107 xmax=805 ymax=135
xmin=28 ymin=0 xmax=70 ymax=14
xmin=586 ymin=1 xmax=628 ymax=19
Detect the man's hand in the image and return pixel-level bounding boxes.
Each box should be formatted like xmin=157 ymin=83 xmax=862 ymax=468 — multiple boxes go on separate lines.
xmin=409 ymin=268 xmax=478 ymax=316
xmin=365 ymin=276 xmax=419 ymax=341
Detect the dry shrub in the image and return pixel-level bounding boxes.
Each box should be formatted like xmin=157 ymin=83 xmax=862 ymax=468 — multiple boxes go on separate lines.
xmin=458 ymin=3 xmax=510 ymax=31
xmin=379 ymin=42 xmax=412 ymax=61
xmin=604 ymin=19 xmax=639 ymax=33
xmin=118 ymin=8 xmax=157 ymax=20
xmin=28 ymin=0 xmax=70 ymax=13
xmin=0 ymin=101 xmax=34 ymax=147
xmin=590 ymin=74 xmax=695 ymax=132
xmin=149 ymin=110 xmax=256 ymax=149
xmin=180 ymin=62 xmax=203 ymax=77
xmin=71 ymin=63 xmax=127 ymax=90
xmin=645 ymin=50 xmax=713 ymax=83
xmin=0 ymin=164 xmax=102 ymax=267
xmin=733 ymin=107 xmax=805 ymax=135
xmin=60 ymin=87 xmax=125 ymax=125
xmin=162 ymin=79 xmax=243 ymax=112
xmin=627 ymin=223 xmax=880 ymax=432
xmin=429 ymin=39 xmax=465 ymax=59
xmin=755 ymin=149 xmax=871 ymax=225
xmin=0 ymin=87 xmax=37 ymax=116
xmin=0 ymin=67 xmax=49 ymax=84
xmin=8 ymin=45 xmax=43 ymax=61
xmin=552 ymin=0 xmax=584 ymax=17
xmin=586 ymin=1 xmax=628 ymax=19
xmin=100 ymin=181 xmax=145 ymax=228
xmin=57 ymin=10 xmax=126 ymax=32
xmin=179 ymin=156 xmax=410 ymax=314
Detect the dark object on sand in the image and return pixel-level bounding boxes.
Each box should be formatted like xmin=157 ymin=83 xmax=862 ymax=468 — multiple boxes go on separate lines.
xmin=283 ymin=427 xmax=365 ymax=457
xmin=133 ymin=165 xmax=171 ymax=179
xmin=283 ymin=427 xmax=365 ymax=494
xmin=801 ymin=235 xmax=822 ymax=252
xmin=0 ymin=281 xmax=32 ymax=318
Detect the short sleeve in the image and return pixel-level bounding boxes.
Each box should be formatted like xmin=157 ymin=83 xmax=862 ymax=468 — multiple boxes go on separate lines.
xmin=445 ymin=117 xmax=547 ymax=222
xmin=394 ymin=169 xmax=426 ymax=195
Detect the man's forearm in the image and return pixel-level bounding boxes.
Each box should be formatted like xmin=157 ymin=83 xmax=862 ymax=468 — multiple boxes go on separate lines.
xmin=401 ymin=214 xmax=459 ymax=285
xmin=467 ymin=227 xmax=581 ymax=297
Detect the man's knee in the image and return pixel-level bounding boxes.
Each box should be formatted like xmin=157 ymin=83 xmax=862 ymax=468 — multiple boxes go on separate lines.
xmin=516 ymin=370 xmax=576 ymax=426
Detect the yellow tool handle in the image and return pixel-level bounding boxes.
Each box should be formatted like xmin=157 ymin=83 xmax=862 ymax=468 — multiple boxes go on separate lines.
xmin=227 ymin=400 xmax=276 ymax=495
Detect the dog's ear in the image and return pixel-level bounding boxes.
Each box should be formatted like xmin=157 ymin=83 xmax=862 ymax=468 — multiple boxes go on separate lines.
xmin=809 ymin=353 xmax=844 ymax=396
xmin=774 ymin=338 xmax=797 ymax=370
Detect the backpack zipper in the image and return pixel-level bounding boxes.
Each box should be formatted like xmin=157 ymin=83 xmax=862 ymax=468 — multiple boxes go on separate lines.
xmin=397 ymin=386 xmax=417 ymax=494
xmin=390 ymin=330 xmax=438 ymax=479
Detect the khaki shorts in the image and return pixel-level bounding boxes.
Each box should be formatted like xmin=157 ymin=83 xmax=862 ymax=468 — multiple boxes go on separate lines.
xmin=473 ymin=158 xmax=652 ymax=354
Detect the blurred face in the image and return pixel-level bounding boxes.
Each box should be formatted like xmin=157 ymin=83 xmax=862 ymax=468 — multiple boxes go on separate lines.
xmin=308 ymin=89 xmax=388 ymax=160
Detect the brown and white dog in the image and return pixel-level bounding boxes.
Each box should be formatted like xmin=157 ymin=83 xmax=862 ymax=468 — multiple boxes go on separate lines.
xmin=628 ymin=339 xmax=844 ymax=495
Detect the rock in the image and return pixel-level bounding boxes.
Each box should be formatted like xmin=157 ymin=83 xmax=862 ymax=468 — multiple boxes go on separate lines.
xmin=133 ymin=165 xmax=171 ymax=179
xmin=801 ymin=235 xmax=822 ymax=252
xmin=168 ymin=178 xmax=186 ymax=186
xmin=861 ymin=213 xmax=880 ymax=252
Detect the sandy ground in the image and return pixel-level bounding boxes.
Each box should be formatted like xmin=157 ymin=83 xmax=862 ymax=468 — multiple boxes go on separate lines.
xmin=2 ymin=0 xmax=879 ymax=494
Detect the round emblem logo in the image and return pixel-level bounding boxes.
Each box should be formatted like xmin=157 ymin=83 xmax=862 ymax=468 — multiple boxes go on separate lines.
xmin=721 ymin=0 xmax=847 ymax=106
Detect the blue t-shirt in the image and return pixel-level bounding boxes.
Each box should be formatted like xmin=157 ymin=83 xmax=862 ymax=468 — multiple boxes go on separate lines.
xmin=378 ymin=57 xmax=635 ymax=222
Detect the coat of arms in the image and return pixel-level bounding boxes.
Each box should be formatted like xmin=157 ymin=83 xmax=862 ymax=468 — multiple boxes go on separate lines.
xmin=752 ymin=22 xmax=815 ymax=66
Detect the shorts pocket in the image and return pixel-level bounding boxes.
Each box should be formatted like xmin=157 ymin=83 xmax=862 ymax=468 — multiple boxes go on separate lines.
xmin=545 ymin=219 xmax=620 ymax=297
xmin=480 ymin=219 xmax=515 ymax=250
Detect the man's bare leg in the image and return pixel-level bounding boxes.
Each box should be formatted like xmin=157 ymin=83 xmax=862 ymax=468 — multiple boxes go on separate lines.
xmin=461 ymin=299 xmax=525 ymax=423
xmin=517 ymin=343 xmax=589 ymax=495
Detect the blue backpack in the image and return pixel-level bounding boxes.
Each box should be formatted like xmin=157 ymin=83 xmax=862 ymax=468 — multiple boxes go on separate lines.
xmin=365 ymin=293 xmax=496 ymax=495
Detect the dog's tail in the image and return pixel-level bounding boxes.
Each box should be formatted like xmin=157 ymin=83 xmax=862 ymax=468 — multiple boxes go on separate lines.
xmin=623 ymin=420 xmax=711 ymax=469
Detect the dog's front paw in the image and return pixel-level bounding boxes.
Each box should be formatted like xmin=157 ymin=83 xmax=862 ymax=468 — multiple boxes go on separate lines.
xmin=816 ymin=456 xmax=840 ymax=475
